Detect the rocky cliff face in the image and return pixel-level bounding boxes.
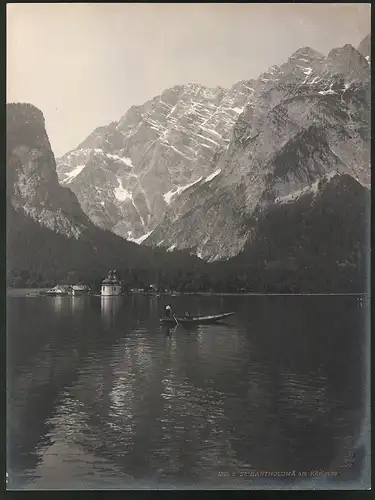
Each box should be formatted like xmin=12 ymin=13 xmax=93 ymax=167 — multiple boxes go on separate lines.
xmin=56 ymin=82 xmax=255 ymax=241
xmin=7 ymin=103 xmax=94 ymax=238
xmin=145 ymin=39 xmax=371 ymax=260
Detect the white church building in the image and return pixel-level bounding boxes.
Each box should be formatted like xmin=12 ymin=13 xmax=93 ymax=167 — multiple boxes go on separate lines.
xmin=101 ymin=270 xmax=122 ymax=296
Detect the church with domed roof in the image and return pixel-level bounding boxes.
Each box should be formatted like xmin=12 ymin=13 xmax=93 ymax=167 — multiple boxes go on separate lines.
xmin=101 ymin=270 xmax=122 ymax=296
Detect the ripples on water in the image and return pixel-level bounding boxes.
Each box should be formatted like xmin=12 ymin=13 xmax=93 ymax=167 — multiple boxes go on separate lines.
xmin=7 ymin=294 xmax=369 ymax=489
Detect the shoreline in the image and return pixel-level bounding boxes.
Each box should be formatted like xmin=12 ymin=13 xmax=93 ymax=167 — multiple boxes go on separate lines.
xmin=7 ymin=288 xmax=368 ymax=298
xmin=7 ymin=288 xmax=49 ymax=297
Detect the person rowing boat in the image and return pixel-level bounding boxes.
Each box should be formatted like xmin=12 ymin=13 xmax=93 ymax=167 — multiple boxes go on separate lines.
xmin=160 ymin=312 xmax=235 ymax=325
xmin=165 ymin=304 xmax=180 ymax=325
xmin=164 ymin=304 xmax=172 ymax=318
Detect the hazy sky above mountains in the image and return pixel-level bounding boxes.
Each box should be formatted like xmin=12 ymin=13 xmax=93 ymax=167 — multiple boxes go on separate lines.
xmin=7 ymin=3 xmax=370 ymax=157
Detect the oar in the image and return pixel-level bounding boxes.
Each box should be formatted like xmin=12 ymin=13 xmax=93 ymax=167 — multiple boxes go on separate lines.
xmin=173 ymin=314 xmax=179 ymax=326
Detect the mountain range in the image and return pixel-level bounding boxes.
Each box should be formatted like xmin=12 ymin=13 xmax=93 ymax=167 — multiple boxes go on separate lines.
xmin=56 ymin=36 xmax=370 ymax=264
xmin=145 ymin=42 xmax=370 ymax=260
xmin=7 ymin=35 xmax=370 ymax=292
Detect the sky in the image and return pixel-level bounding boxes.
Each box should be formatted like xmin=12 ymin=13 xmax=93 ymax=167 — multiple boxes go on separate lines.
xmin=7 ymin=3 xmax=371 ymax=157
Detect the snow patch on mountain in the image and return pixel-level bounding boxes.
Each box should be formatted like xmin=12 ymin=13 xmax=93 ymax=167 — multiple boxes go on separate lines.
xmin=107 ymin=154 xmax=133 ymax=167
xmin=309 ymin=76 xmax=322 ymax=85
xmin=199 ymin=126 xmax=222 ymax=138
xmin=63 ymin=164 xmax=86 ymax=184
xmin=127 ymin=231 xmax=153 ymax=244
xmin=319 ymin=83 xmax=337 ymax=95
xmin=203 ymin=168 xmax=221 ymax=183
xmin=169 ymin=144 xmax=195 ymax=161
xmin=194 ymin=133 xmax=220 ymax=146
xmin=114 ymin=178 xmax=133 ymax=201
xmin=163 ymin=177 xmax=203 ymax=205
xmin=275 ymin=171 xmax=339 ymax=204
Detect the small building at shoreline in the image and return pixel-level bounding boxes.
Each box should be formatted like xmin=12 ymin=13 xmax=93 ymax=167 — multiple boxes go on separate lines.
xmin=70 ymin=284 xmax=91 ymax=296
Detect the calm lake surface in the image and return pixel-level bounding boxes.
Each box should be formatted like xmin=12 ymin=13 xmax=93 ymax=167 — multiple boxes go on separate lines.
xmin=7 ymin=294 xmax=370 ymax=490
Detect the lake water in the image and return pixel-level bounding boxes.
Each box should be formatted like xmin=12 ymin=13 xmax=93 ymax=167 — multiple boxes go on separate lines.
xmin=7 ymin=293 xmax=370 ymax=490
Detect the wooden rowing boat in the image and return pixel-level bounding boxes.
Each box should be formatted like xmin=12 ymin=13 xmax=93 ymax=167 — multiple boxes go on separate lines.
xmin=160 ymin=312 xmax=235 ymax=325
